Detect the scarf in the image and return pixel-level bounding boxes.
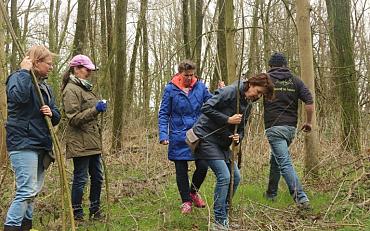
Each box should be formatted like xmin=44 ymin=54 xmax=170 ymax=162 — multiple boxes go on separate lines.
xmin=70 ymin=75 xmax=93 ymax=91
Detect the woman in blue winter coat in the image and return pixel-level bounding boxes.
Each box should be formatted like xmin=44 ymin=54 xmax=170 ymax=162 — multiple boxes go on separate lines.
xmin=158 ymin=60 xmax=212 ymax=214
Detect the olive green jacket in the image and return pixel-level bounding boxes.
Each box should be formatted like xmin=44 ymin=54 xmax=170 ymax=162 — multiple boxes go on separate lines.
xmin=62 ymin=80 xmax=101 ymax=159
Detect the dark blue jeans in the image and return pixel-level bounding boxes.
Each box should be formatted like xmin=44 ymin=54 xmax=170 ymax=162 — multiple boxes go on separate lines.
xmin=174 ymin=160 xmax=208 ymax=203
xmin=71 ymin=154 xmax=103 ymax=217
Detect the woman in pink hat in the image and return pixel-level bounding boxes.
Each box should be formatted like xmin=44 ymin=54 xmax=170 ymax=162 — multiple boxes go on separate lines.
xmin=61 ymin=54 xmax=107 ymax=221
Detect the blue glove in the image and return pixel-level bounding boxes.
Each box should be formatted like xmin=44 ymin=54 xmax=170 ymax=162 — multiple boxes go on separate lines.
xmin=96 ymin=100 xmax=107 ymax=112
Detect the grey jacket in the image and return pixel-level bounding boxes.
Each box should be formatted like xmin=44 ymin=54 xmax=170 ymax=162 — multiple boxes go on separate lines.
xmin=193 ymin=81 xmax=252 ymax=160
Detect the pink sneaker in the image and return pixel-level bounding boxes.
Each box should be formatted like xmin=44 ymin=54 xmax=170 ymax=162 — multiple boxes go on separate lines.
xmin=190 ymin=192 xmax=206 ymax=208
xmin=181 ymin=201 xmax=192 ymax=214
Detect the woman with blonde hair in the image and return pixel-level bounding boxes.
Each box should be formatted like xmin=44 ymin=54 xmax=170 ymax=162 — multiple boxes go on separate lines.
xmin=3 ymin=45 xmax=61 ymax=231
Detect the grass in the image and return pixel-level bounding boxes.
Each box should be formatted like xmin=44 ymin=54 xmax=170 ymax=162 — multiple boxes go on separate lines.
xmin=25 ymin=164 xmax=368 ymax=231
xmin=1 ymin=125 xmax=368 ymax=230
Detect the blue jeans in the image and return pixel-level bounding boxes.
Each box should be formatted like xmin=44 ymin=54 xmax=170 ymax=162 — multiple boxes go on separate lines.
xmin=5 ymin=150 xmax=46 ymax=227
xmin=71 ymin=154 xmax=103 ymax=218
xmin=207 ymin=160 xmax=240 ymax=224
xmin=265 ymin=126 xmax=309 ymax=203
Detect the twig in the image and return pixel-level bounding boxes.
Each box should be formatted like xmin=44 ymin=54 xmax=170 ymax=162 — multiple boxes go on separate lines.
xmin=243 ymin=212 xmax=263 ymax=231
xmin=324 ymin=180 xmax=345 ymax=220
xmin=260 ymin=209 xmax=284 ymax=231
xmin=119 ymin=200 xmax=139 ymax=230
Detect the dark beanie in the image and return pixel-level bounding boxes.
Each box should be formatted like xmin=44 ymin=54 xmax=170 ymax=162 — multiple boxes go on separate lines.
xmin=268 ymin=52 xmax=287 ymax=67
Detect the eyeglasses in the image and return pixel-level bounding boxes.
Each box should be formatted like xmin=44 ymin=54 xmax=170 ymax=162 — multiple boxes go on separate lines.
xmin=184 ymin=74 xmax=194 ymax=77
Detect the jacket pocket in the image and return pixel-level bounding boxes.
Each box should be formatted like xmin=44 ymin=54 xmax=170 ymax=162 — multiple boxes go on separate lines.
xmin=82 ymin=126 xmax=101 ymax=151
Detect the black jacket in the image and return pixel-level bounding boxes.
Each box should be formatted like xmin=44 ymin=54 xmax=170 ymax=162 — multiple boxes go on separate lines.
xmin=264 ymin=67 xmax=313 ymax=129
xmin=193 ymin=81 xmax=252 ymax=160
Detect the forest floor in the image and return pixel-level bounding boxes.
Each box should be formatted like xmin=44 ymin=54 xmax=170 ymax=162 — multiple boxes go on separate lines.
xmin=0 ymin=122 xmax=369 ymax=230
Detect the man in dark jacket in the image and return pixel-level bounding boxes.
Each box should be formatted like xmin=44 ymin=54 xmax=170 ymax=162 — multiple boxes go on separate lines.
xmin=4 ymin=45 xmax=61 ymax=231
xmin=263 ymin=52 xmax=313 ymax=209
xmin=193 ymin=73 xmax=274 ymax=229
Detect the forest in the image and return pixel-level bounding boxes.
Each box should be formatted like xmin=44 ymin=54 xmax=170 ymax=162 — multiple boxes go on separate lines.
xmin=0 ymin=0 xmax=369 ymax=230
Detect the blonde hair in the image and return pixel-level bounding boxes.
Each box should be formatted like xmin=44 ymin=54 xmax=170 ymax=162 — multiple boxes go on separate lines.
xmin=25 ymin=45 xmax=55 ymax=64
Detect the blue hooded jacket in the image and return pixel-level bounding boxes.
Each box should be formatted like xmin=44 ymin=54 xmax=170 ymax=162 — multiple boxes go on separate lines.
xmin=158 ymin=76 xmax=212 ymax=161
xmin=5 ymin=69 xmax=61 ymax=152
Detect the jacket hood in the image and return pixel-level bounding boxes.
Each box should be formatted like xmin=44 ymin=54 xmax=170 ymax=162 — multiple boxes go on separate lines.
xmin=171 ymin=73 xmax=197 ymax=90
xmin=268 ymin=67 xmax=293 ymax=80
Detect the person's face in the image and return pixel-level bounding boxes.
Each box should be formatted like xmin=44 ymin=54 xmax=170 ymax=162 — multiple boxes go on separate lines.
xmin=245 ymin=85 xmax=265 ymax=101
xmin=75 ymin=66 xmax=92 ymax=79
xmin=181 ymin=69 xmax=195 ymax=87
xmin=34 ymin=56 xmax=53 ymax=78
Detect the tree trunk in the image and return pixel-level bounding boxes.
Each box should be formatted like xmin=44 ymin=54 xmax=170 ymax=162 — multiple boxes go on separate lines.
xmin=296 ymin=0 xmax=319 ymax=176
xmin=0 ymin=11 xmax=7 ymax=165
xmin=194 ymin=0 xmax=203 ymax=72
xmin=49 ymin=0 xmax=56 ymax=52
xmin=261 ymin=0 xmax=272 ymax=69
xmin=190 ymin=0 xmax=196 ymax=57
xmin=182 ymin=0 xmax=191 ymax=58
xmin=10 ymin=0 xmax=20 ymax=71
xmin=225 ymin=0 xmax=236 ymax=83
xmin=142 ymin=7 xmax=149 ymax=121
xmin=111 ymin=0 xmax=128 ymax=155
xmin=246 ymin=0 xmax=260 ymax=77
xmin=98 ymin=0 xmax=109 ymax=98
xmin=127 ymin=0 xmax=148 ymax=112
xmin=105 ymin=0 xmax=115 ymax=96
xmin=73 ymin=0 xmax=89 ymax=55
xmin=325 ymin=0 xmax=361 ymax=154
xmin=212 ymin=0 xmax=228 ymax=88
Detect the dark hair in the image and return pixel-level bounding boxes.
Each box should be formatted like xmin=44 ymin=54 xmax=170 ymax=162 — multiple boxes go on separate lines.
xmin=61 ymin=67 xmax=73 ymax=91
xmin=178 ymin=60 xmax=196 ymax=73
xmin=244 ymin=73 xmax=275 ymax=100
xmin=61 ymin=65 xmax=85 ymax=91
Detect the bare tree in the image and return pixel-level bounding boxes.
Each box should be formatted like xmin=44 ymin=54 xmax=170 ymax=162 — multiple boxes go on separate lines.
xmin=325 ymin=0 xmax=361 ymax=154
xmin=10 ymin=0 xmax=20 ymax=71
xmin=0 ymin=9 xmax=7 ymax=165
xmin=296 ymin=0 xmax=319 ymax=176
xmin=73 ymin=0 xmax=89 ymax=55
xmin=111 ymin=0 xmax=128 ymax=154
xmin=182 ymin=0 xmax=191 ymax=58
xmin=127 ymin=0 xmax=148 ymax=111
xmin=212 ymin=0 xmax=228 ymax=88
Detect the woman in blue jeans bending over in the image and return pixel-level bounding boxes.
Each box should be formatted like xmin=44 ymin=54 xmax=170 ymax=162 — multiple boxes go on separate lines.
xmin=158 ymin=60 xmax=213 ymax=214
xmin=62 ymin=54 xmax=107 ymax=221
xmin=192 ymin=73 xmax=274 ymax=229
xmin=4 ymin=45 xmax=61 ymax=231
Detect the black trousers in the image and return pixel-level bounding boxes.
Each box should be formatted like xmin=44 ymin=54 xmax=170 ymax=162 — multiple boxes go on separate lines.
xmin=174 ymin=159 xmax=208 ymax=203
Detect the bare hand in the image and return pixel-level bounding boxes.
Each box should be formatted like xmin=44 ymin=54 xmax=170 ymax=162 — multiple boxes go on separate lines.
xmin=160 ymin=140 xmax=169 ymax=145
xmin=227 ymin=114 xmax=243 ymax=125
xmin=229 ymin=134 xmax=240 ymax=144
xmin=20 ymin=56 xmax=33 ymax=70
xmin=40 ymin=105 xmax=52 ymax=117
xmin=301 ymin=123 xmax=312 ymax=132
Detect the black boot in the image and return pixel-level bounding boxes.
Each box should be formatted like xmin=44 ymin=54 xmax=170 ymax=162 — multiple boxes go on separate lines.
xmin=21 ymin=218 xmax=32 ymax=231
xmin=4 ymin=225 xmax=21 ymax=231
